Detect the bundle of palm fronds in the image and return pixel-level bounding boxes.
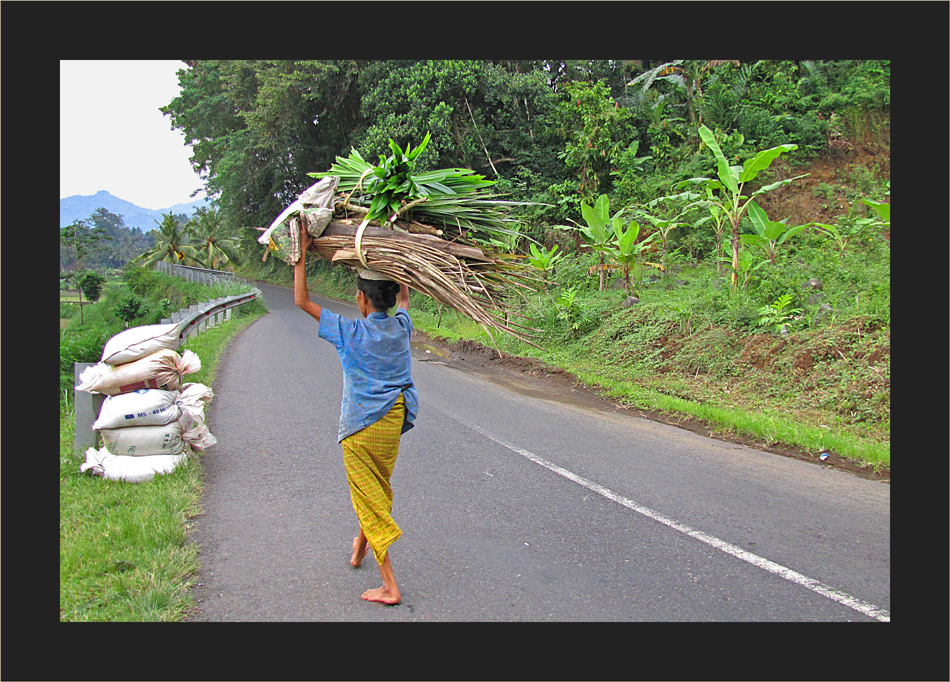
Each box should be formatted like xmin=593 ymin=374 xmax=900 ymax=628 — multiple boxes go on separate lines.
xmin=312 ymin=221 xmax=542 ymax=347
xmin=258 ymin=133 xmax=544 ymax=348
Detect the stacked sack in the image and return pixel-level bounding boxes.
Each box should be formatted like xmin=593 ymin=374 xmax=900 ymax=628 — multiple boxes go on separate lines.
xmin=76 ymin=323 xmax=217 ymax=483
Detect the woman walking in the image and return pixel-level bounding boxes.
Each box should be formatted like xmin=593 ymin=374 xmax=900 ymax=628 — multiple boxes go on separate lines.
xmin=294 ymin=223 xmax=417 ymax=605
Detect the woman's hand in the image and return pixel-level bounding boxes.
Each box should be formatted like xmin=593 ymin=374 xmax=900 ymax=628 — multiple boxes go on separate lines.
xmin=298 ymin=219 xmax=312 ymax=259
xmin=396 ymin=282 xmax=410 ymax=310
xmin=294 ymin=219 xmax=323 ymax=321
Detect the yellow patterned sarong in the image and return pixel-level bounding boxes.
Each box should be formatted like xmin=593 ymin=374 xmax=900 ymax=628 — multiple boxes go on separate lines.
xmin=341 ymin=394 xmax=405 ymax=566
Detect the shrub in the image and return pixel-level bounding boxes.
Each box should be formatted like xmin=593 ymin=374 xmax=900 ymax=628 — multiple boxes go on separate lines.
xmin=736 ymin=106 xmax=827 ymax=157
xmin=115 ymin=293 xmax=149 ymax=327
xmin=818 ymin=60 xmax=890 ymax=113
xmin=77 ymin=271 xmax=107 ymax=303
xmin=123 ymin=263 xmax=204 ymax=309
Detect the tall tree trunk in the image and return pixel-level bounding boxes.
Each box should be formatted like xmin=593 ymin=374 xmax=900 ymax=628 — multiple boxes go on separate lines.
xmin=450 ymin=111 xmax=467 ymax=167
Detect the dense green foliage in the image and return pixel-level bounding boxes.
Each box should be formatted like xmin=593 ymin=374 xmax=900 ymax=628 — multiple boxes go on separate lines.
xmin=160 ymin=59 xmax=888 ymax=248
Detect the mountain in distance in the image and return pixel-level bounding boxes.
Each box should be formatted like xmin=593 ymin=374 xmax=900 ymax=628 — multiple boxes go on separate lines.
xmin=60 ymin=190 xmax=212 ymax=232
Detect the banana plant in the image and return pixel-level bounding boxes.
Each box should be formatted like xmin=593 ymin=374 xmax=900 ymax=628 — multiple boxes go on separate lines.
xmin=861 ymin=197 xmax=890 ymax=226
xmin=579 ymin=194 xmax=616 ymax=291
xmin=610 ymin=217 xmax=660 ymax=296
xmin=680 ymin=125 xmax=808 ymax=290
xmin=527 ymin=243 xmax=564 ymax=290
xmin=742 ymin=201 xmax=806 ymax=264
xmin=719 ymin=239 xmax=767 ymax=290
xmin=639 ymin=190 xmax=702 ymax=274
xmin=568 ymin=193 xmax=660 ymax=294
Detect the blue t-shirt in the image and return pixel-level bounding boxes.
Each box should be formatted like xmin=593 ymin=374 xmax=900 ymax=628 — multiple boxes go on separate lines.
xmin=318 ymin=307 xmax=418 ymax=442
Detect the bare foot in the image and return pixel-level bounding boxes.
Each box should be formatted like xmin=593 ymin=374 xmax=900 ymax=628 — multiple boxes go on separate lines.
xmin=361 ymin=586 xmax=401 ymax=605
xmin=350 ymin=537 xmax=369 ymax=568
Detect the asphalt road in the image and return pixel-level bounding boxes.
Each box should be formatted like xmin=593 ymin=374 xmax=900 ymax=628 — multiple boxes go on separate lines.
xmin=186 ymin=282 xmax=890 ymax=623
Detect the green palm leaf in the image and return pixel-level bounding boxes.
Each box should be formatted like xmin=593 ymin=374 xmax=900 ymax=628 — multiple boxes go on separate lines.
xmin=310 ymin=143 xmax=536 ymax=241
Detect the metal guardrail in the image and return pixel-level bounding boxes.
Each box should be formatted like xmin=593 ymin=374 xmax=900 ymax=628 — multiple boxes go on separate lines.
xmin=154 ymin=261 xmax=246 ymax=287
xmin=161 ymin=290 xmax=262 ymax=344
xmin=73 ymin=265 xmax=263 ymax=452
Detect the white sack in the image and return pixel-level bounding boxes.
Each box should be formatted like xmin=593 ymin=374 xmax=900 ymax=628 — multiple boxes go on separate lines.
xmin=93 ymin=383 xmax=214 ymax=430
xmin=80 ymin=446 xmax=188 ymax=483
xmin=298 ymin=175 xmax=340 ymax=211
xmin=77 ymin=348 xmax=201 ymax=395
xmin=177 ymin=382 xmax=214 ymax=424
xmin=183 ymin=421 xmax=217 ymax=452
xmin=99 ymin=414 xmax=217 ymax=457
xmin=101 ymin=323 xmax=182 ymax=365
xmin=93 ymin=389 xmax=181 ymax=430
xmin=100 ymin=421 xmax=188 ymax=457
xmin=258 ymin=176 xmax=338 ymax=264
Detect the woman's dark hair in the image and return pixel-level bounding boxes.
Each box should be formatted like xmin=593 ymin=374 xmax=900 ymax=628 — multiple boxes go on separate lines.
xmin=357 ymin=277 xmax=399 ymax=311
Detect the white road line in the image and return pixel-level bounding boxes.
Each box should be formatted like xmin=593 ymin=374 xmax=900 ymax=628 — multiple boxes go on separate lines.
xmin=463 ymin=421 xmax=890 ymax=623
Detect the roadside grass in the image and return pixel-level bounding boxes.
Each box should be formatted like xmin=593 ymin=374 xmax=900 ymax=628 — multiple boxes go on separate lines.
xmin=60 ymin=408 xmax=205 ymax=621
xmin=60 ymin=298 xmax=265 ymax=621
xmin=544 ymin=349 xmax=890 ymax=468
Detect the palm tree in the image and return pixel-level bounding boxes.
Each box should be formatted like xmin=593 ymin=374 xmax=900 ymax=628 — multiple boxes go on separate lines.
xmin=185 ymin=206 xmax=242 ymax=270
xmin=136 ymin=213 xmax=202 ymax=266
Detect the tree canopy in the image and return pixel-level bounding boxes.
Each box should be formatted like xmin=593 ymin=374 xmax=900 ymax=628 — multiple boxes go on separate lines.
xmin=161 ymin=59 xmax=889 ymax=255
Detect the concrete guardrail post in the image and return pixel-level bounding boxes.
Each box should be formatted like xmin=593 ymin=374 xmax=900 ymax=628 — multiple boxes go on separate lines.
xmin=179 ymin=308 xmax=192 ymax=338
xmin=198 ymin=304 xmax=209 ymax=333
xmin=74 ymin=363 xmax=104 ymax=452
xmin=213 ymin=298 xmax=225 ymax=327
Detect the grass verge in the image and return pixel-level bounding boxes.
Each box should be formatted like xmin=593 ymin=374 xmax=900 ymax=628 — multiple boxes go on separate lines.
xmin=552 ymin=352 xmax=890 ymax=468
xmin=60 ymin=310 xmax=264 ymax=621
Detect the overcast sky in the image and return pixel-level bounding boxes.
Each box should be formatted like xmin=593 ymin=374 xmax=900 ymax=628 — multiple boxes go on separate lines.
xmin=60 ymin=60 xmax=206 ymax=210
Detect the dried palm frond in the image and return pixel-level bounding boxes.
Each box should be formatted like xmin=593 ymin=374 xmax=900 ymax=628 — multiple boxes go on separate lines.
xmin=308 ymin=221 xmax=544 ymax=349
